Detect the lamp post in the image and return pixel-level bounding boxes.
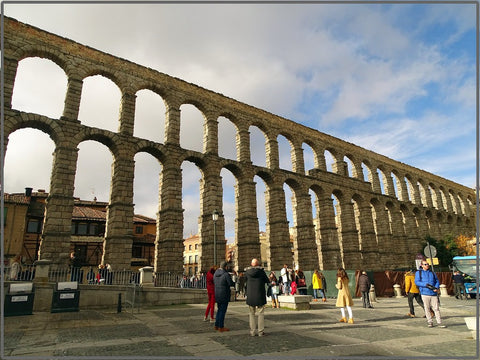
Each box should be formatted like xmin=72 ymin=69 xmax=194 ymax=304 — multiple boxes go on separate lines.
xmin=212 ymin=210 xmax=219 ymax=266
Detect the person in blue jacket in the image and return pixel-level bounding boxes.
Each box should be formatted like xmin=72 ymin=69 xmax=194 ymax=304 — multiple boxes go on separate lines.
xmin=213 ymin=261 xmax=234 ymax=332
xmin=415 ymin=260 xmax=446 ymax=328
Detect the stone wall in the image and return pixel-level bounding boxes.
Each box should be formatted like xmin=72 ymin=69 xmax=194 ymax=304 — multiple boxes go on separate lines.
xmin=3 ymin=17 xmax=475 ymax=273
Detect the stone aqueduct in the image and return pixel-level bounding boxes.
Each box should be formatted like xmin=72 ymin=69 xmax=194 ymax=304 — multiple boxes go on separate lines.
xmin=2 ymin=17 xmax=476 ymax=273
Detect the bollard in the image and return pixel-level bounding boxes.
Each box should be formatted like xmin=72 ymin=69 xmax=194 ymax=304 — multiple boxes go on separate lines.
xmin=439 ymin=284 xmax=449 ymax=297
xmin=369 ymin=284 xmax=377 ymax=303
xmin=393 ymin=284 xmax=403 ymax=298
xmin=117 ymin=293 xmax=122 ymax=313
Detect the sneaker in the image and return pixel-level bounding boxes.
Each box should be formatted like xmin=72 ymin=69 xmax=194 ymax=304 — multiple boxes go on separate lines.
xmin=258 ymin=332 xmax=267 ymax=337
xmin=210 ymin=318 xmax=215 ymax=323
xmin=218 ymin=327 xmax=230 ymax=332
xmin=438 ymin=324 xmax=447 ymax=328
xmin=428 ymin=323 xmax=433 ymax=328
xmin=214 ymin=326 xmax=219 ymax=330
xmin=406 ymin=313 xmax=415 ymax=318
xmin=339 ymin=317 xmax=347 ymax=323
xmin=203 ymin=317 xmax=208 ymax=322
xmin=348 ymin=318 xmax=354 ymax=324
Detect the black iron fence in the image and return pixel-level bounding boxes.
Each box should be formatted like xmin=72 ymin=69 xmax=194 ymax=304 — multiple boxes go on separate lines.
xmin=2 ymin=265 xmax=207 ymax=289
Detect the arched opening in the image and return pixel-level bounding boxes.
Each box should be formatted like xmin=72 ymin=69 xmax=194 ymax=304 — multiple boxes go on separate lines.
xmin=134 ymin=89 xmax=166 ymax=143
xmin=181 ymin=161 xmax=202 ymax=237
xmin=218 ymin=117 xmax=237 ymax=161
xmin=302 ymin=142 xmax=315 ymax=175
xmin=74 ymin=140 xmax=112 ymax=202
xmin=180 ymin=104 xmax=204 ymax=153
xmin=220 ymin=168 xmax=236 ymax=244
xmin=78 ymin=75 xmax=121 ymax=132
xmin=324 ymin=150 xmax=334 ymax=172
xmin=249 ymin=125 xmax=267 ymax=167
xmin=4 ymin=128 xmax=54 ymax=193
xmin=278 ymin=134 xmax=293 ymax=171
xmin=132 ymin=152 xmax=162 ymax=267
xmin=11 ymin=57 xmax=67 ymax=119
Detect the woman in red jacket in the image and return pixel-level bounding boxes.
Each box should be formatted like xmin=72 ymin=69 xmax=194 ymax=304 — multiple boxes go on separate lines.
xmin=204 ymin=266 xmax=217 ymax=322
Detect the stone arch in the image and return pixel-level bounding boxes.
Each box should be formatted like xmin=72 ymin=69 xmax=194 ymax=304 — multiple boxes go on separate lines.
xmin=417 ymin=179 xmax=428 ymax=207
xmin=179 ymin=104 xmax=205 ymax=153
xmin=302 ymin=141 xmax=316 ymax=175
xmin=133 ymin=88 xmax=167 ymax=143
xmin=12 ymin=57 xmax=68 ymax=119
xmin=218 ymin=116 xmax=238 ymax=161
xmin=12 ymin=44 xmax=70 ymax=73
xmin=249 ymin=125 xmax=268 ymax=167
xmin=277 ymin=133 xmax=293 ymax=171
xmin=344 ymin=155 xmax=354 ymax=178
xmin=324 ymin=148 xmax=335 ymax=173
xmin=78 ymin=75 xmax=122 ymax=132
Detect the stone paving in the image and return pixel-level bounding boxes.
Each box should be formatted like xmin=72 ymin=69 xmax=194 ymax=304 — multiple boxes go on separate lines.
xmin=2 ymin=296 xmax=478 ymax=359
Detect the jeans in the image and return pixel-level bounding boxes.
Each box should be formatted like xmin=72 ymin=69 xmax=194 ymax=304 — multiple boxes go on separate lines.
xmin=249 ymin=305 xmax=265 ymax=336
xmin=361 ymin=291 xmax=371 ymax=308
xmin=215 ymin=302 xmax=229 ymax=328
xmin=313 ymin=289 xmax=325 ymax=299
xmin=407 ymin=292 xmax=424 ymax=315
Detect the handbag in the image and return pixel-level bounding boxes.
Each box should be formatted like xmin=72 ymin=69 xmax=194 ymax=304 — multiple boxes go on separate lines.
xmin=298 ymin=278 xmax=306 ymax=287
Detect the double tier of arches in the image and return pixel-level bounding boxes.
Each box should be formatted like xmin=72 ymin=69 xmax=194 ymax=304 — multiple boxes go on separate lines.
xmin=3 ymin=17 xmax=475 ymax=272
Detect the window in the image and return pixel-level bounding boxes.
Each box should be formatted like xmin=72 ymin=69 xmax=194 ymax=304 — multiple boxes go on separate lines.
xmin=132 ymin=245 xmax=142 ymax=258
xmin=189 ymin=255 xmax=192 ymax=264
xmin=77 ymin=223 xmax=88 ymax=235
xmin=27 ymin=219 xmax=41 ymax=233
xmin=195 ymin=244 xmax=198 ymax=250
xmin=89 ymin=223 xmax=99 ymax=235
xmin=135 ymin=226 xmax=143 ymax=234
xmin=194 ymin=255 xmax=198 ymax=263
xmin=189 ymin=245 xmax=192 ymax=250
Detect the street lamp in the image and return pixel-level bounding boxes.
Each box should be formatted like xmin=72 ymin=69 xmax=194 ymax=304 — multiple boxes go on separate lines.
xmin=212 ymin=210 xmax=219 ymax=266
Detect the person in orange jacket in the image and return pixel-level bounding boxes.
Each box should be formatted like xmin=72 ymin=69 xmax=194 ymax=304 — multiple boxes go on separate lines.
xmin=404 ymin=269 xmax=425 ymax=318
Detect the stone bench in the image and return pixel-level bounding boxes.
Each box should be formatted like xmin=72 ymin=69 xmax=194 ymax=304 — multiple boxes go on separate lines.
xmin=277 ymin=295 xmax=312 ymax=310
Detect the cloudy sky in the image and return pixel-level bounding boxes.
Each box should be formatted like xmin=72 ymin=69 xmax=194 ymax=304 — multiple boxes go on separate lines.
xmin=2 ymin=1 xmax=477 ymax=242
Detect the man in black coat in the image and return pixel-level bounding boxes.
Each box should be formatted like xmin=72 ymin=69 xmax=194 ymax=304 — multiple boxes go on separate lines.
xmin=245 ymin=258 xmax=270 ymax=336
xmin=213 ymin=261 xmax=234 ymax=332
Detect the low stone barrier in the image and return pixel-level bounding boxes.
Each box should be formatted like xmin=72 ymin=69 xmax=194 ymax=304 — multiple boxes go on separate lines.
xmin=277 ymin=295 xmax=312 ymax=310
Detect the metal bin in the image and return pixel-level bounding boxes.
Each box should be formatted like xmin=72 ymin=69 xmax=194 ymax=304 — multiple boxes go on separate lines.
xmin=4 ymin=282 xmax=35 ymax=316
xmin=51 ymin=281 xmax=80 ymax=313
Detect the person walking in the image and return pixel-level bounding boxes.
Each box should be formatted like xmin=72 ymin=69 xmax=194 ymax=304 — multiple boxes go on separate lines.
xmin=268 ymin=271 xmax=280 ymax=308
xmin=452 ymin=271 xmax=466 ymax=300
xmin=312 ymin=270 xmax=322 ymax=301
xmin=9 ymin=254 xmax=22 ymax=281
xmin=358 ymin=271 xmax=373 ymax=308
xmin=213 ymin=261 xmax=234 ymax=332
xmin=204 ymin=265 xmax=217 ymax=322
xmin=415 ymin=260 xmax=446 ymax=328
xmin=404 ymin=269 xmax=425 ymax=318
xmin=280 ymin=264 xmax=292 ymax=295
xmin=335 ymin=268 xmax=354 ymax=324
xmin=245 ymin=258 xmax=270 ymax=336
xmin=319 ymin=271 xmax=327 ymax=301
xmin=296 ymin=269 xmax=308 ymax=295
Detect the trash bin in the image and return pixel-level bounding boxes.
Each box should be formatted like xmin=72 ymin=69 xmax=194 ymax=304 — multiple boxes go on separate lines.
xmin=4 ymin=282 xmax=35 ymax=316
xmin=51 ymin=281 xmax=80 ymax=313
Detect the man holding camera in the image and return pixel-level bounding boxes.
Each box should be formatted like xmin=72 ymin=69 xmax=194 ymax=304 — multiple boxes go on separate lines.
xmin=415 ymin=261 xmax=446 ymax=328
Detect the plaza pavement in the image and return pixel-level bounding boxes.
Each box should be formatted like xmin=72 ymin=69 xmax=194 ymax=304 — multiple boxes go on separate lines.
xmin=2 ymin=295 xmax=478 ymax=359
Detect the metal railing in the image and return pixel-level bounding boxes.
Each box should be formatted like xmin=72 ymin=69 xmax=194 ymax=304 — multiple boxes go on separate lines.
xmin=154 ymin=272 xmax=206 ymax=289
xmin=3 ymin=265 xmax=207 ymax=289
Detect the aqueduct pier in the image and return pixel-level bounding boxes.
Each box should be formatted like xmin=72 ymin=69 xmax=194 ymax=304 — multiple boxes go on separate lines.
xmin=2 ymin=17 xmax=475 ymax=272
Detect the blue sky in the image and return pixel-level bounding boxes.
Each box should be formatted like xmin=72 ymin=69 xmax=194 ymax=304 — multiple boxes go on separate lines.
xmin=2 ymin=1 xmax=477 ymax=242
